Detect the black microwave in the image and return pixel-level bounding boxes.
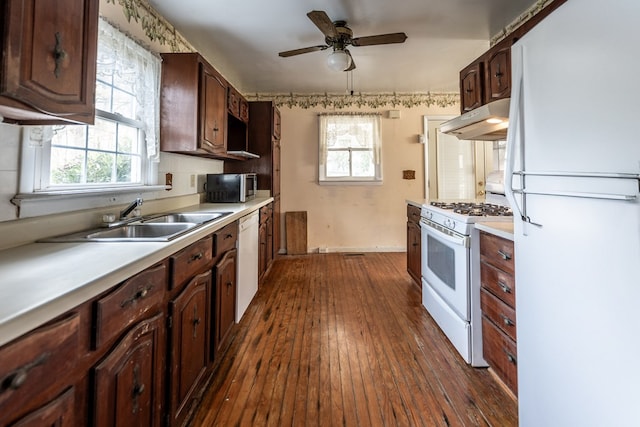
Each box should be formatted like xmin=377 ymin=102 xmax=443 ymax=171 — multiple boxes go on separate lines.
xmin=205 ymin=173 xmax=257 ymax=203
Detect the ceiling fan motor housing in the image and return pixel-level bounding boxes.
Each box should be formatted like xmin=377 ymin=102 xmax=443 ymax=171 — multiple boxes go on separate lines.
xmin=326 ymin=21 xmax=353 ymax=50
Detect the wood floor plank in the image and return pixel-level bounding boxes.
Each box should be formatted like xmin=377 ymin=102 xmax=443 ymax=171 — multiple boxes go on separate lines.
xmin=191 ymin=253 xmax=518 ymax=427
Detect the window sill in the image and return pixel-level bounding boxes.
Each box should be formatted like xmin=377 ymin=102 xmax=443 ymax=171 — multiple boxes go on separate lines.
xmin=12 ymin=185 xmax=169 ymax=219
xmin=318 ymin=180 xmax=383 ymax=186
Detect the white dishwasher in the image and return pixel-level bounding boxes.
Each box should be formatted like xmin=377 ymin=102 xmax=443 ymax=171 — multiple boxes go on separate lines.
xmin=236 ymin=210 xmax=259 ymax=322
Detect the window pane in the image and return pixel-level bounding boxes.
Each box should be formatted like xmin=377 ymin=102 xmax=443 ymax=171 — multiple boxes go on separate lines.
xmin=50 ymin=147 xmax=84 ymax=184
xmin=52 ymin=126 xmax=87 ymax=149
xmin=112 ymin=88 xmax=136 ymax=119
xmin=86 ymin=151 xmax=115 ymax=183
xmin=117 ymin=124 xmax=140 ymax=154
xmin=88 ymin=118 xmax=117 ymax=151
xmin=116 ymin=154 xmax=133 ymax=182
xmin=352 ymin=150 xmax=375 ymax=177
xmin=113 ymin=70 xmax=135 ymax=93
xmin=326 ymin=151 xmax=350 ymax=177
xmin=95 ymin=80 xmax=112 ymax=112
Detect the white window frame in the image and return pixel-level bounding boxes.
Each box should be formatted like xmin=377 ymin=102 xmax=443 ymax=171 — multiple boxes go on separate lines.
xmin=318 ymin=113 xmax=383 ymax=185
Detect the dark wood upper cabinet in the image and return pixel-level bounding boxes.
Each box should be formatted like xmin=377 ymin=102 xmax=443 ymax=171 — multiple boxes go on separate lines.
xmin=0 ymin=0 xmax=98 ymax=124
xmin=459 ymin=60 xmax=484 ymax=113
xmin=485 ymin=43 xmax=511 ymax=103
xmin=160 ymin=53 xmax=233 ymax=159
xmin=458 ymin=0 xmax=567 ymax=112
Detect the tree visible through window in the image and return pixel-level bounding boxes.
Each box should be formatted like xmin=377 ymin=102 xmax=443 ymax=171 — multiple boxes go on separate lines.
xmin=45 ymin=18 xmax=159 ymax=189
xmin=318 ymin=114 xmax=382 ymax=183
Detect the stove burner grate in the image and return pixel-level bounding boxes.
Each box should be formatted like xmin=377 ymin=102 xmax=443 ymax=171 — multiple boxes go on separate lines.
xmin=430 ymin=201 xmax=513 ymax=217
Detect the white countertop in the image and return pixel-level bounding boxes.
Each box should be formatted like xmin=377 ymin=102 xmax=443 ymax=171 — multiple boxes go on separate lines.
xmin=0 ymin=198 xmax=273 ymax=347
xmin=475 ymin=221 xmax=515 ymax=241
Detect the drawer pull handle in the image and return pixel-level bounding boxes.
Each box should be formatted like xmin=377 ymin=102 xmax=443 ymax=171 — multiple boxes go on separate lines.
xmin=53 ymin=32 xmax=67 ymax=79
xmin=192 ymin=306 xmax=201 ymax=338
xmin=504 ymin=349 xmax=517 ymax=365
xmin=498 ymin=281 xmax=512 ymax=294
xmin=500 ymin=314 xmax=514 ymax=326
xmin=497 ymin=250 xmax=512 ymax=260
xmin=225 ymin=234 xmax=233 ymax=239
xmin=121 ymin=286 xmax=153 ymax=307
xmin=3 ymin=352 xmax=50 ymax=392
xmin=190 ymin=252 xmax=204 ymax=262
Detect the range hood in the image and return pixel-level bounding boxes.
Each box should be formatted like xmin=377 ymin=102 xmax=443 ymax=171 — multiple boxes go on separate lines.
xmin=440 ymin=98 xmax=510 ymax=141
xmin=226 ymin=150 xmax=260 ymax=159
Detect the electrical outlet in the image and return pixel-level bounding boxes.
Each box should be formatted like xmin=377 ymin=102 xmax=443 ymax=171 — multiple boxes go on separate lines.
xmin=190 ymin=174 xmax=196 ymax=188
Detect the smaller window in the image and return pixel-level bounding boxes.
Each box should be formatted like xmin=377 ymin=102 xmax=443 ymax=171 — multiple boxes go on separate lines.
xmin=318 ymin=114 xmax=382 ymax=183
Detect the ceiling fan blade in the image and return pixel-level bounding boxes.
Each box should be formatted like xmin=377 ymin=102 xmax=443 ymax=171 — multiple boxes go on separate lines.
xmin=351 ymin=32 xmax=408 ymax=47
xmin=344 ymin=49 xmax=356 ymax=71
xmin=278 ymin=45 xmax=329 ymax=57
xmin=307 ymin=10 xmax=338 ymax=38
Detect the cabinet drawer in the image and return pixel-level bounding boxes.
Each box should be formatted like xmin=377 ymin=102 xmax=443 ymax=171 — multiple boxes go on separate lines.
xmin=480 ymin=232 xmax=515 ymax=274
xmin=213 ymin=222 xmax=237 ymax=256
xmin=0 ymin=313 xmax=79 ymax=413
xmin=480 ymin=260 xmax=516 ymax=307
xmin=171 ymin=236 xmax=213 ymax=290
xmin=94 ymin=262 xmax=166 ymax=349
xmin=482 ymin=317 xmax=518 ymax=395
xmin=407 ymin=204 xmax=421 ymax=224
xmin=481 ymin=288 xmax=516 ymax=341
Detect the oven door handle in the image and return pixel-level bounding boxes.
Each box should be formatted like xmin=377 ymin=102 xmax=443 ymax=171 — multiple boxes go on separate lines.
xmin=420 ymin=219 xmax=469 ymax=247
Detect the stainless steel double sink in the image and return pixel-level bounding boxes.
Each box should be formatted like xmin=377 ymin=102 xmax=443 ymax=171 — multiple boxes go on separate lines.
xmin=42 ymin=212 xmax=233 ymax=242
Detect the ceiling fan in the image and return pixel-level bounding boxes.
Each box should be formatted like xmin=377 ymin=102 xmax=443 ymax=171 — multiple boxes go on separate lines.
xmin=278 ymin=10 xmax=408 ymax=72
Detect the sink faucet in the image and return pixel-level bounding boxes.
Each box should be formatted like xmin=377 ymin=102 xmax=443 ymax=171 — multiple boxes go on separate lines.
xmin=120 ymin=197 xmax=143 ymax=220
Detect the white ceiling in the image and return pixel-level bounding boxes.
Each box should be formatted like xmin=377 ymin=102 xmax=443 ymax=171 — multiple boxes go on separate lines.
xmin=148 ymin=0 xmax=535 ymax=94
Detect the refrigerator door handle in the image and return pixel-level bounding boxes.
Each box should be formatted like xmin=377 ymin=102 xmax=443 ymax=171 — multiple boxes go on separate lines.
xmin=505 ymin=46 xmax=541 ymax=229
xmin=512 ymin=171 xmax=639 ymax=201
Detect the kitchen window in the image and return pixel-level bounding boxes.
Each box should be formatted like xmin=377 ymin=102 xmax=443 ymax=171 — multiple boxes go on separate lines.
xmin=15 ymin=18 xmax=162 ymax=217
xmin=318 ymin=113 xmax=382 ymax=184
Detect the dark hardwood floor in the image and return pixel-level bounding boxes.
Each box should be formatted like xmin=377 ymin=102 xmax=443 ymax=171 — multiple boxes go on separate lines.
xmin=192 ymin=253 xmax=517 ymax=426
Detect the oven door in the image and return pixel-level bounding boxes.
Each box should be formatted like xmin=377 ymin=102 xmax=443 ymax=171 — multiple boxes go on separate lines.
xmin=420 ymin=218 xmax=470 ymax=320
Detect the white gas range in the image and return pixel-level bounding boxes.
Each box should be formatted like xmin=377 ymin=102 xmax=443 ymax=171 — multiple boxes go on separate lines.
xmin=420 ymin=201 xmax=512 ymax=367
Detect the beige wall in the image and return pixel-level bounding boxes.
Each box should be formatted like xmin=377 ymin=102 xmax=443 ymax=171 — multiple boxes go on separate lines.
xmin=280 ymin=104 xmax=458 ymax=253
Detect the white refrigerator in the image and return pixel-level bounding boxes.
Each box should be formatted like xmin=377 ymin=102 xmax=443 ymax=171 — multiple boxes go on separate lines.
xmin=504 ymin=1 xmax=640 ymax=425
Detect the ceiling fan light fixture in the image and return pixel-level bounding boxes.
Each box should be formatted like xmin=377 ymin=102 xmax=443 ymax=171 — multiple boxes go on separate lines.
xmin=327 ymin=49 xmax=351 ymax=72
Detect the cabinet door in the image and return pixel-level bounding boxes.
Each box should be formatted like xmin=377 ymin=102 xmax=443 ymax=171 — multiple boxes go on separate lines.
xmin=0 ymin=313 xmax=79 ymax=422
xmin=201 ymin=70 xmax=227 ymax=154
xmin=215 ymin=249 xmax=236 ymax=355
xmin=459 ymin=61 xmax=484 ymax=113
xmin=168 ymin=271 xmax=211 ymax=426
xmin=1 ymin=0 xmax=98 ymax=122
xmin=93 ymin=313 xmax=165 ymax=427
xmin=272 ymin=139 xmax=281 ymax=197
xmin=258 ymin=222 xmax=267 ymax=281
xmin=485 ymin=44 xmax=511 ymax=102
xmin=272 ymin=106 xmax=281 ymax=139
xmin=273 ymin=195 xmax=281 ymax=257
xmin=9 ymin=387 xmax=75 ymax=427
xmin=406 ymin=221 xmax=421 ymax=285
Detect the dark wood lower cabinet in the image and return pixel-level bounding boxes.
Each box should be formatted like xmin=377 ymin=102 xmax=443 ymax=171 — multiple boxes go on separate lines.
xmin=0 ymin=222 xmax=241 ymax=427
xmin=9 ymin=387 xmax=76 ymax=427
xmin=214 ymin=249 xmax=237 ymax=356
xmin=93 ymin=312 xmax=165 ymax=427
xmin=168 ymin=271 xmax=212 ymax=427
